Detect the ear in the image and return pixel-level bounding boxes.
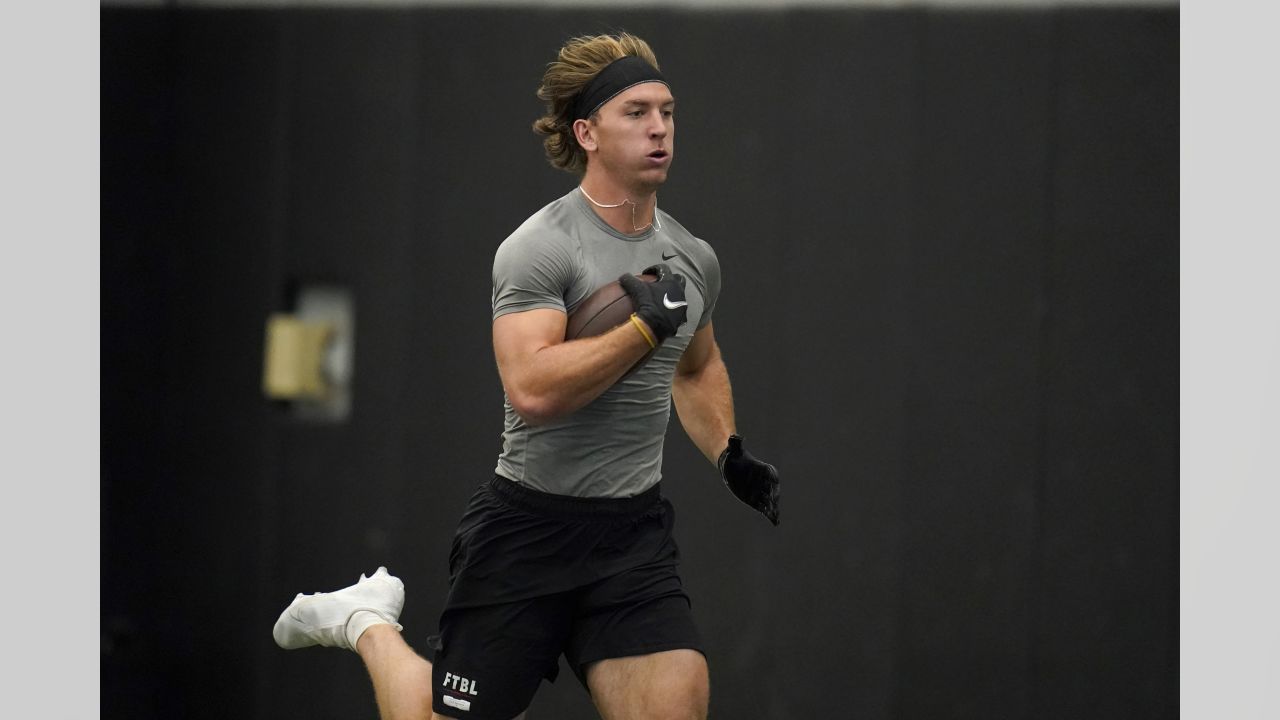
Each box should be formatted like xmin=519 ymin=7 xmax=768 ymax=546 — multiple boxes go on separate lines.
xmin=572 ymin=118 xmax=598 ymax=152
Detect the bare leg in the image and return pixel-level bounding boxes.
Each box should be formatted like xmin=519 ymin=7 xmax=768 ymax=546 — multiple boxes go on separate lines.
xmin=586 ymin=649 xmax=709 ymax=720
xmin=357 ymin=625 xmax=437 ymax=720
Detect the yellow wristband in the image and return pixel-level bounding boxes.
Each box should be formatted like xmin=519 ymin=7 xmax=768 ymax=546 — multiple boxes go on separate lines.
xmin=629 ymin=313 xmax=657 ymax=349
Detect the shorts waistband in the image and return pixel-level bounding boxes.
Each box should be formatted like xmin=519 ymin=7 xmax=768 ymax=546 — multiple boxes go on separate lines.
xmin=488 ymin=476 xmax=661 ymax=521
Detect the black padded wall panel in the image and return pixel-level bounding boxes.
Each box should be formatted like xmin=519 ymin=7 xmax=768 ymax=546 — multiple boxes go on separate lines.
xmin=102 ymin=12 xmax=181 ymax=717
xmin=894 ymin=11 xmax=1055 ymax=719
xmin=1034 ymin=10 xmax=1179 ymax=719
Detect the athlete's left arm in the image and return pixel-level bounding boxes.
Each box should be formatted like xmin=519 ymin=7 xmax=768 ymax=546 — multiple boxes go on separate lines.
xmin=672 ymin=322 xmax=735 ymax=465
xmin=674 ymin=322 xmax=782 ymax=526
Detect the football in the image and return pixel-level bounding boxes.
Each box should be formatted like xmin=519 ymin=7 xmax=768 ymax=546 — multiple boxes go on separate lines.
xmin=565 ymin=272 xmax=659 ymax=377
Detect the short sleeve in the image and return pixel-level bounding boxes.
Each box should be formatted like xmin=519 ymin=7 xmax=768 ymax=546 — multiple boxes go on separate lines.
xmin=696 ymin=241 xmax=720 ymax=329
xmin=492 ymin=231 xmax=580 ymax=320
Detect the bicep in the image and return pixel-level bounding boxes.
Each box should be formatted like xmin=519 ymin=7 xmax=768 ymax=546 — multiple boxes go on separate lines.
xmin=493 ymin=309 xmax=567 ymax=384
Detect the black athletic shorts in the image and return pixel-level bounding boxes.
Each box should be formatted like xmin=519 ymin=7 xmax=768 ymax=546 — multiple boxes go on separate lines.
xmin=427 ymin=476 xmax=703 ymax=720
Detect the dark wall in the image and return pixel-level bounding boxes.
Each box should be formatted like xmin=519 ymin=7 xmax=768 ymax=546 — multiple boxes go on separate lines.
xmin=101 ymin=7 xmax=1178 ymax=719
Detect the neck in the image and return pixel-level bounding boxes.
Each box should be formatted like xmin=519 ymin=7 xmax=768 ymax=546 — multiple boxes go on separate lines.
xmin=578 ymin=174 xmax=658 ymax=235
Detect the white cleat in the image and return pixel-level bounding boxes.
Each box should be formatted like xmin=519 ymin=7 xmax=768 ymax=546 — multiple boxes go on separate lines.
xmin=272 ymin=566 xmax=405 ymax=651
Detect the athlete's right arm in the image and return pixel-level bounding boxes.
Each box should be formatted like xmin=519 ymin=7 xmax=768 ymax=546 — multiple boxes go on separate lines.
xmin=492 ymin=308 xmax=653 ymax=426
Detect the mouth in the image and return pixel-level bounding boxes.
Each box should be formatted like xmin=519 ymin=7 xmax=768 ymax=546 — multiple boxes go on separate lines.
xmin=646 ymin=149 xmax=670 ymax=162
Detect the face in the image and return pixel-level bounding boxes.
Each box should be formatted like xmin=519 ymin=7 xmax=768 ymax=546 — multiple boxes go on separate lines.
xmin=578 ymin=81 xmax=675 ymax=189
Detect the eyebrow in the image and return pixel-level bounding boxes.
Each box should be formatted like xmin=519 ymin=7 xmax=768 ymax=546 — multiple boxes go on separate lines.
xmin=622 ymin=99 xmax=676 ymax=108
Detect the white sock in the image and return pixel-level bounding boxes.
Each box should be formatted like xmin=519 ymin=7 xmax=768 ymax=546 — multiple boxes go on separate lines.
xmin=345 ymin=610 xmax=402 ymax=650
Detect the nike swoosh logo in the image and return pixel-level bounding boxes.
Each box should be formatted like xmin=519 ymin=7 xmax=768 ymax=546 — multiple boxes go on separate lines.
xmin=662 ymin=251 xmax=678 ymax=261
xmin=663 ymin=294 xmax=688 ymax=309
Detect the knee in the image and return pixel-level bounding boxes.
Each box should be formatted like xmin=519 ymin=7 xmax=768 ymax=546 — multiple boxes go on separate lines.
xmin=673 ymin=677 xmax=710 ymax=720
xmin=649 ymin=652 xmax=709 ymax=720
xmin=589 ymin=649 xmax=710 ymax=720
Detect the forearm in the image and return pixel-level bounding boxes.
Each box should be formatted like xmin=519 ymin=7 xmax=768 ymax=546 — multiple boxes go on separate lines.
xmin=674 ymin=326 xmax=780 ymax=526
xmin=672 ymin=350 xmax=736 ymax=465
xmin=506 ymin=320 xmax=653 ymax=425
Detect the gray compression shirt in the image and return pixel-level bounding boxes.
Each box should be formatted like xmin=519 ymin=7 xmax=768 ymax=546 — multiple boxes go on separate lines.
xmin=491 ymin=188 xmax=721 ymax=498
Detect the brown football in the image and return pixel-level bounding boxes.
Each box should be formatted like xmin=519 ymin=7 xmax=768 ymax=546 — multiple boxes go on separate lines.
xmin=565 ymin=272 xmax=659 ymax=378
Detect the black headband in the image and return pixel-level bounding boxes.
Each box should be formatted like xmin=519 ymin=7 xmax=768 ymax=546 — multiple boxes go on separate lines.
xmin=571 ymin=55 xmax=668 ymax=121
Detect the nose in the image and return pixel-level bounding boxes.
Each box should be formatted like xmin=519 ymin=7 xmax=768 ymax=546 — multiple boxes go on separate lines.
xmin=648 ymin=109 xmax=668 ymax=138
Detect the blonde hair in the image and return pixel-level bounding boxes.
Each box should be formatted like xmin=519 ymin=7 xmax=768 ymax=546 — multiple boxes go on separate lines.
xmin=532 ymin=33 xmax=662 ymax=175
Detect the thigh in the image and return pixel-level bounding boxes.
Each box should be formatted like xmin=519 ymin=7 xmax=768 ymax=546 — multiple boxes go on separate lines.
xmin=586 ymin=648 xmax=709 ymax=720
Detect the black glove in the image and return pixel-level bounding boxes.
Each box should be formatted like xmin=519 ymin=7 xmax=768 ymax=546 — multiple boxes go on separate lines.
xmin=618 ymin=263 xmax=688 ymax=343
xmin=717 ymin=434 xmax=780 ymax=526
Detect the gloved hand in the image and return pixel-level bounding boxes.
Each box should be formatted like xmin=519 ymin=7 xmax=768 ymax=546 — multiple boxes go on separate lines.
xmin=618 ymin=263 xmax=688 ymax=343
xmin=717 ymin=434 xmax=780 ymax=526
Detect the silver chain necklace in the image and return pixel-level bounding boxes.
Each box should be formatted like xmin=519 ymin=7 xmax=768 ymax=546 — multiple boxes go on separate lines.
xmin=579 ymin=186 xmax=661 ymax=233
